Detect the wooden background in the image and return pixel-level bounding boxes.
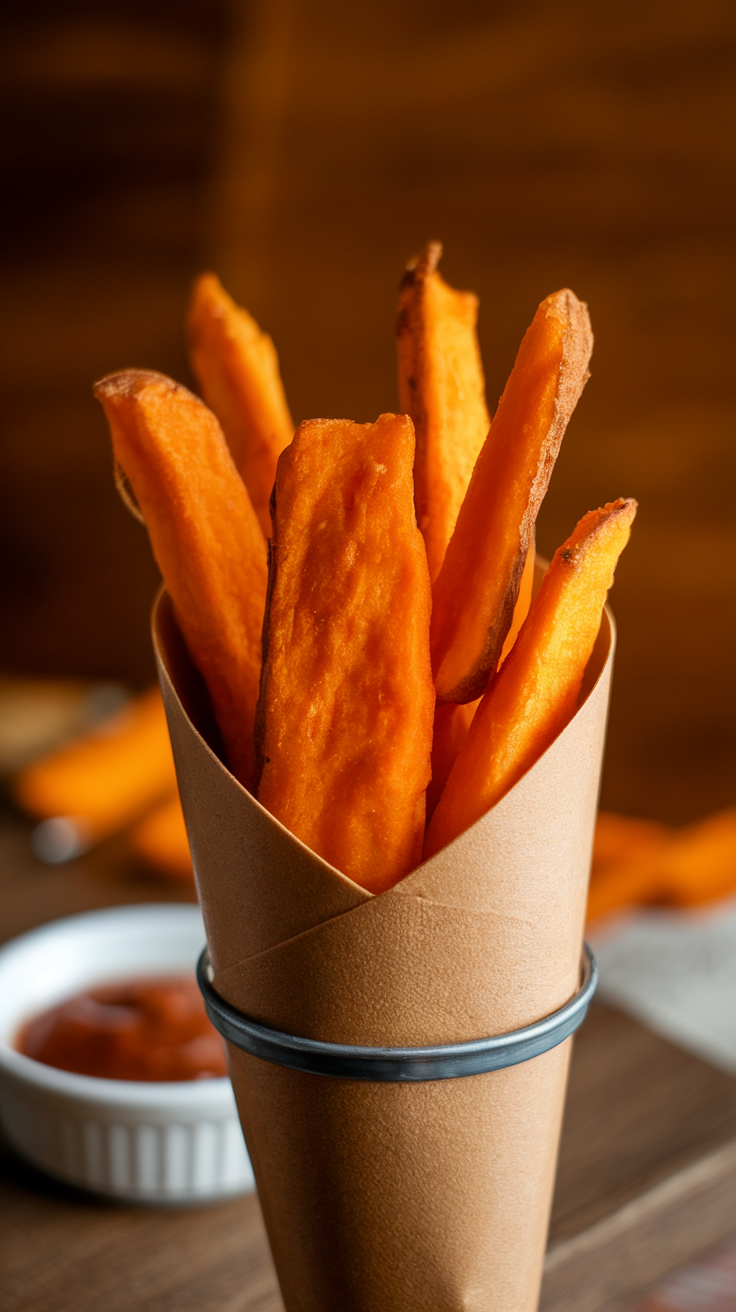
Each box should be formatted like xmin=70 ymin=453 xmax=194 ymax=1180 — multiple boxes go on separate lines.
xmin=0 ymin=0 xmax=734 ymax=824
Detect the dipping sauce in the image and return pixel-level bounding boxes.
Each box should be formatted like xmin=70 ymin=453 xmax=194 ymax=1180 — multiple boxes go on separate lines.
xmin=17 ymin=975 xmax=228 ymax=1082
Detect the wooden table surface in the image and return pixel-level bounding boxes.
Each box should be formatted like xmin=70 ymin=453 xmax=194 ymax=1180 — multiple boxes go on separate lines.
xmin=1 ymin=811 xmax=736 ymax=1312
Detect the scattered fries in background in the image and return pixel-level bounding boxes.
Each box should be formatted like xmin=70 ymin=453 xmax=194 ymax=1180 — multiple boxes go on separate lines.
xmin=129 ymin=794 xmax=193 ymax=883
xmin=13 ymin=688 xmax=177 ymax=862
xmin=587 ymin=808 xmax=736 ymax=921
xmin=663 ymin=810 xmax=736 ymax=905
xmin=6 ymin=682 xmax=192 ymax=878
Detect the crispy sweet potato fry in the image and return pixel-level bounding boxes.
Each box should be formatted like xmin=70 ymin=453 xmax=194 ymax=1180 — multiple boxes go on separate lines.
xmin=256 ymin=414 xmax=435 ymax=892
xmin=431 ymin=290 xmax=593 ymax=704
xmin=94 ymin=370 xmax=267 ymax=790
xmin=426 ymin=535 xmax=536 ymax=819
xmin=498 ymin=531 xmax=536 ymax=667
xmin=187 ymin=273 xmax=293 ymax=537
xmin=425 ymin=498 xmax=637 ymax=858
xmin=426 ymin=700 xmax=479 ymax=821
xmin=397 ymin=242 xmax=490 ymax=582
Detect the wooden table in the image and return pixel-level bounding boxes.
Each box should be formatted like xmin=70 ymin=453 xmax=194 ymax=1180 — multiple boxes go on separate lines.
xmin=2 ymin=811 xmax=735 ymax=1311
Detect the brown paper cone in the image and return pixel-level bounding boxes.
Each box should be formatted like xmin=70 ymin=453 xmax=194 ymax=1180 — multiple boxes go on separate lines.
xmin=153 ymin=581 xmax=614 ymax=1312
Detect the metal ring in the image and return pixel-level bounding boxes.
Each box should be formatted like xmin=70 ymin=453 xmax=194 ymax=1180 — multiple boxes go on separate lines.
xmin=197 ymin=943 xmax=597 ymax=1083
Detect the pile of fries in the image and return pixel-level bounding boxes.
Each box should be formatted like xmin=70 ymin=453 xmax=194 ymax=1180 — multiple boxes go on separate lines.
xmin=96 ymin=244 xmax=636 ymax=893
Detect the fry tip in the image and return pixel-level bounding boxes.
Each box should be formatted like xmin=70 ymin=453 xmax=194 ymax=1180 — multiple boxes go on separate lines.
xmin=93 ymin=370 xmax=185 ymax=403
xmin=401 ymin=240 xmax=443 ymax=289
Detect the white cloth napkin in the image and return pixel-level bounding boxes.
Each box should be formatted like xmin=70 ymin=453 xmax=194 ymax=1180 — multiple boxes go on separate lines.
xmin=588 ymin=897 xmax=736 ymax=1074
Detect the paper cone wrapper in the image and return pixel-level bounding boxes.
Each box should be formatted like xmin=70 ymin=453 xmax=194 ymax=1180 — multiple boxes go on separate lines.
xmin=153 ymin=583 xmax=614 ymax=1312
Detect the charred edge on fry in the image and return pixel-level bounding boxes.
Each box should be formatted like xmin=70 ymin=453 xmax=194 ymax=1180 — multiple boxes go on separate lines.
xmin=113 ymin=459 xmax=145 ymax=524
xmin=440 ymin=532 xmax=530 ymax=705
xmin=559 ymin=498 xmax=637 ymax=568
xmin=94 ymin=370 xmax=186 ymax=401
xmin=399 ymin=240 xmax=443 ymax=290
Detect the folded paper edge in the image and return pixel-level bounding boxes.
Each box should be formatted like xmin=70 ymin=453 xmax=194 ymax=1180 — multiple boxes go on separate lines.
xmin=153 ymin=586 xmax=614 ymax=1045
xmin=152 ymin=585 xmax=614 ymax=910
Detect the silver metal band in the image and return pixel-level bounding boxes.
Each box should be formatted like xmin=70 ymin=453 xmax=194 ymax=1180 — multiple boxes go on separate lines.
xmin=197 ymin=943 xmax=597 ymax=1083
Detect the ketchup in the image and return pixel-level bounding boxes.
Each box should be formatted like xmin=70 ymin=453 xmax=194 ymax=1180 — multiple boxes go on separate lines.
xmin=18 ymin=975 xmax=228 ymax=1082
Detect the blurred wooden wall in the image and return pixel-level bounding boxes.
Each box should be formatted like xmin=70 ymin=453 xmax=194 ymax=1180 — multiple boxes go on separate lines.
xmin=1 ymin=0 xmax=734 ymax=824
xmin=0 ymin=1 xmax=232 ymax=684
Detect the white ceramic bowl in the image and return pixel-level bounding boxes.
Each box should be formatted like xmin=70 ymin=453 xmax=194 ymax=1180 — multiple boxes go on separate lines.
xmin=0 ymin=904 xmax=255 ymax=1202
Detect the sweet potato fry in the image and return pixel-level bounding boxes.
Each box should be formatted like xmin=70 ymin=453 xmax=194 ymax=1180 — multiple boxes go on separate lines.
xmin=431 ymin=289 xmax=593 ymax=704
xmin=427 ymin=536 xmax=536 ymax=819
xmin=663 ymin=808 xmax=736 ymax=906
xmin=585 ymin=812 xmax=669 ymax=919
xmin=256 ymin=414 xmax=435 ymax=892
xmin=426 ymin=700 xmax=479 ymax=821
xmin=585 ymin=808 xmax=736 ymax=920
xmin=592 ymin=811 xmax=669 ymax=873
xmin=425 ymin=498 xmax=637 ymax=858
xmin=94 ymin=370 xmax=267 ymax=790
xmin=585 ymin=860 xmax=664 ymax=922
xmin=498 ymin=531 xmax=536 ymax=667
xmin=14 ymin=688 xmax=176 ymax=842
xmin=130 ymin=794 xmax=194 ymax=883
xmin=397 ymin=242 xmax=490 ymax=582
xmin=187 ymin=273 xmax=293 ymax=537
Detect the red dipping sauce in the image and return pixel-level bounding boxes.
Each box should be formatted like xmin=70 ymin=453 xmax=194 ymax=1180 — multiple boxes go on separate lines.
xmin=17 ymin=975 xmax=228 ymax=1082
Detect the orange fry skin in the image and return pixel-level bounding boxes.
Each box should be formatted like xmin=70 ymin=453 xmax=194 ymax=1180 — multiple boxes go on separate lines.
xmin=586 ymin=860 xmax=664 ymax=923
xmin=426 ymin=534 xmax=536 ymax=820
xmin=187 ymin=273 xmax=293 ymax=537
xmin=425 ymin=498 xmax=637 ymax=859
xmin=256 ymin=414 xmax=435 ymax=893
xmin=431 ymin=289 xmax=593 ymax=704
xmin=426 ymin=700 xmax=479 ymax=822
xmin=397 ymin=242 xmax=490 ymax=582
xmin=662 ymin=809 xmax=736 ymax=907
xmin=585 ymin=808 xmax=736 ymax=920
xmin=94 ymin=370 xmax=267 ymax=791
xmin=14 ymin=688 xmax=176 ymax=840
xmin=498 ymin=530 xmax=536 ymax=668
